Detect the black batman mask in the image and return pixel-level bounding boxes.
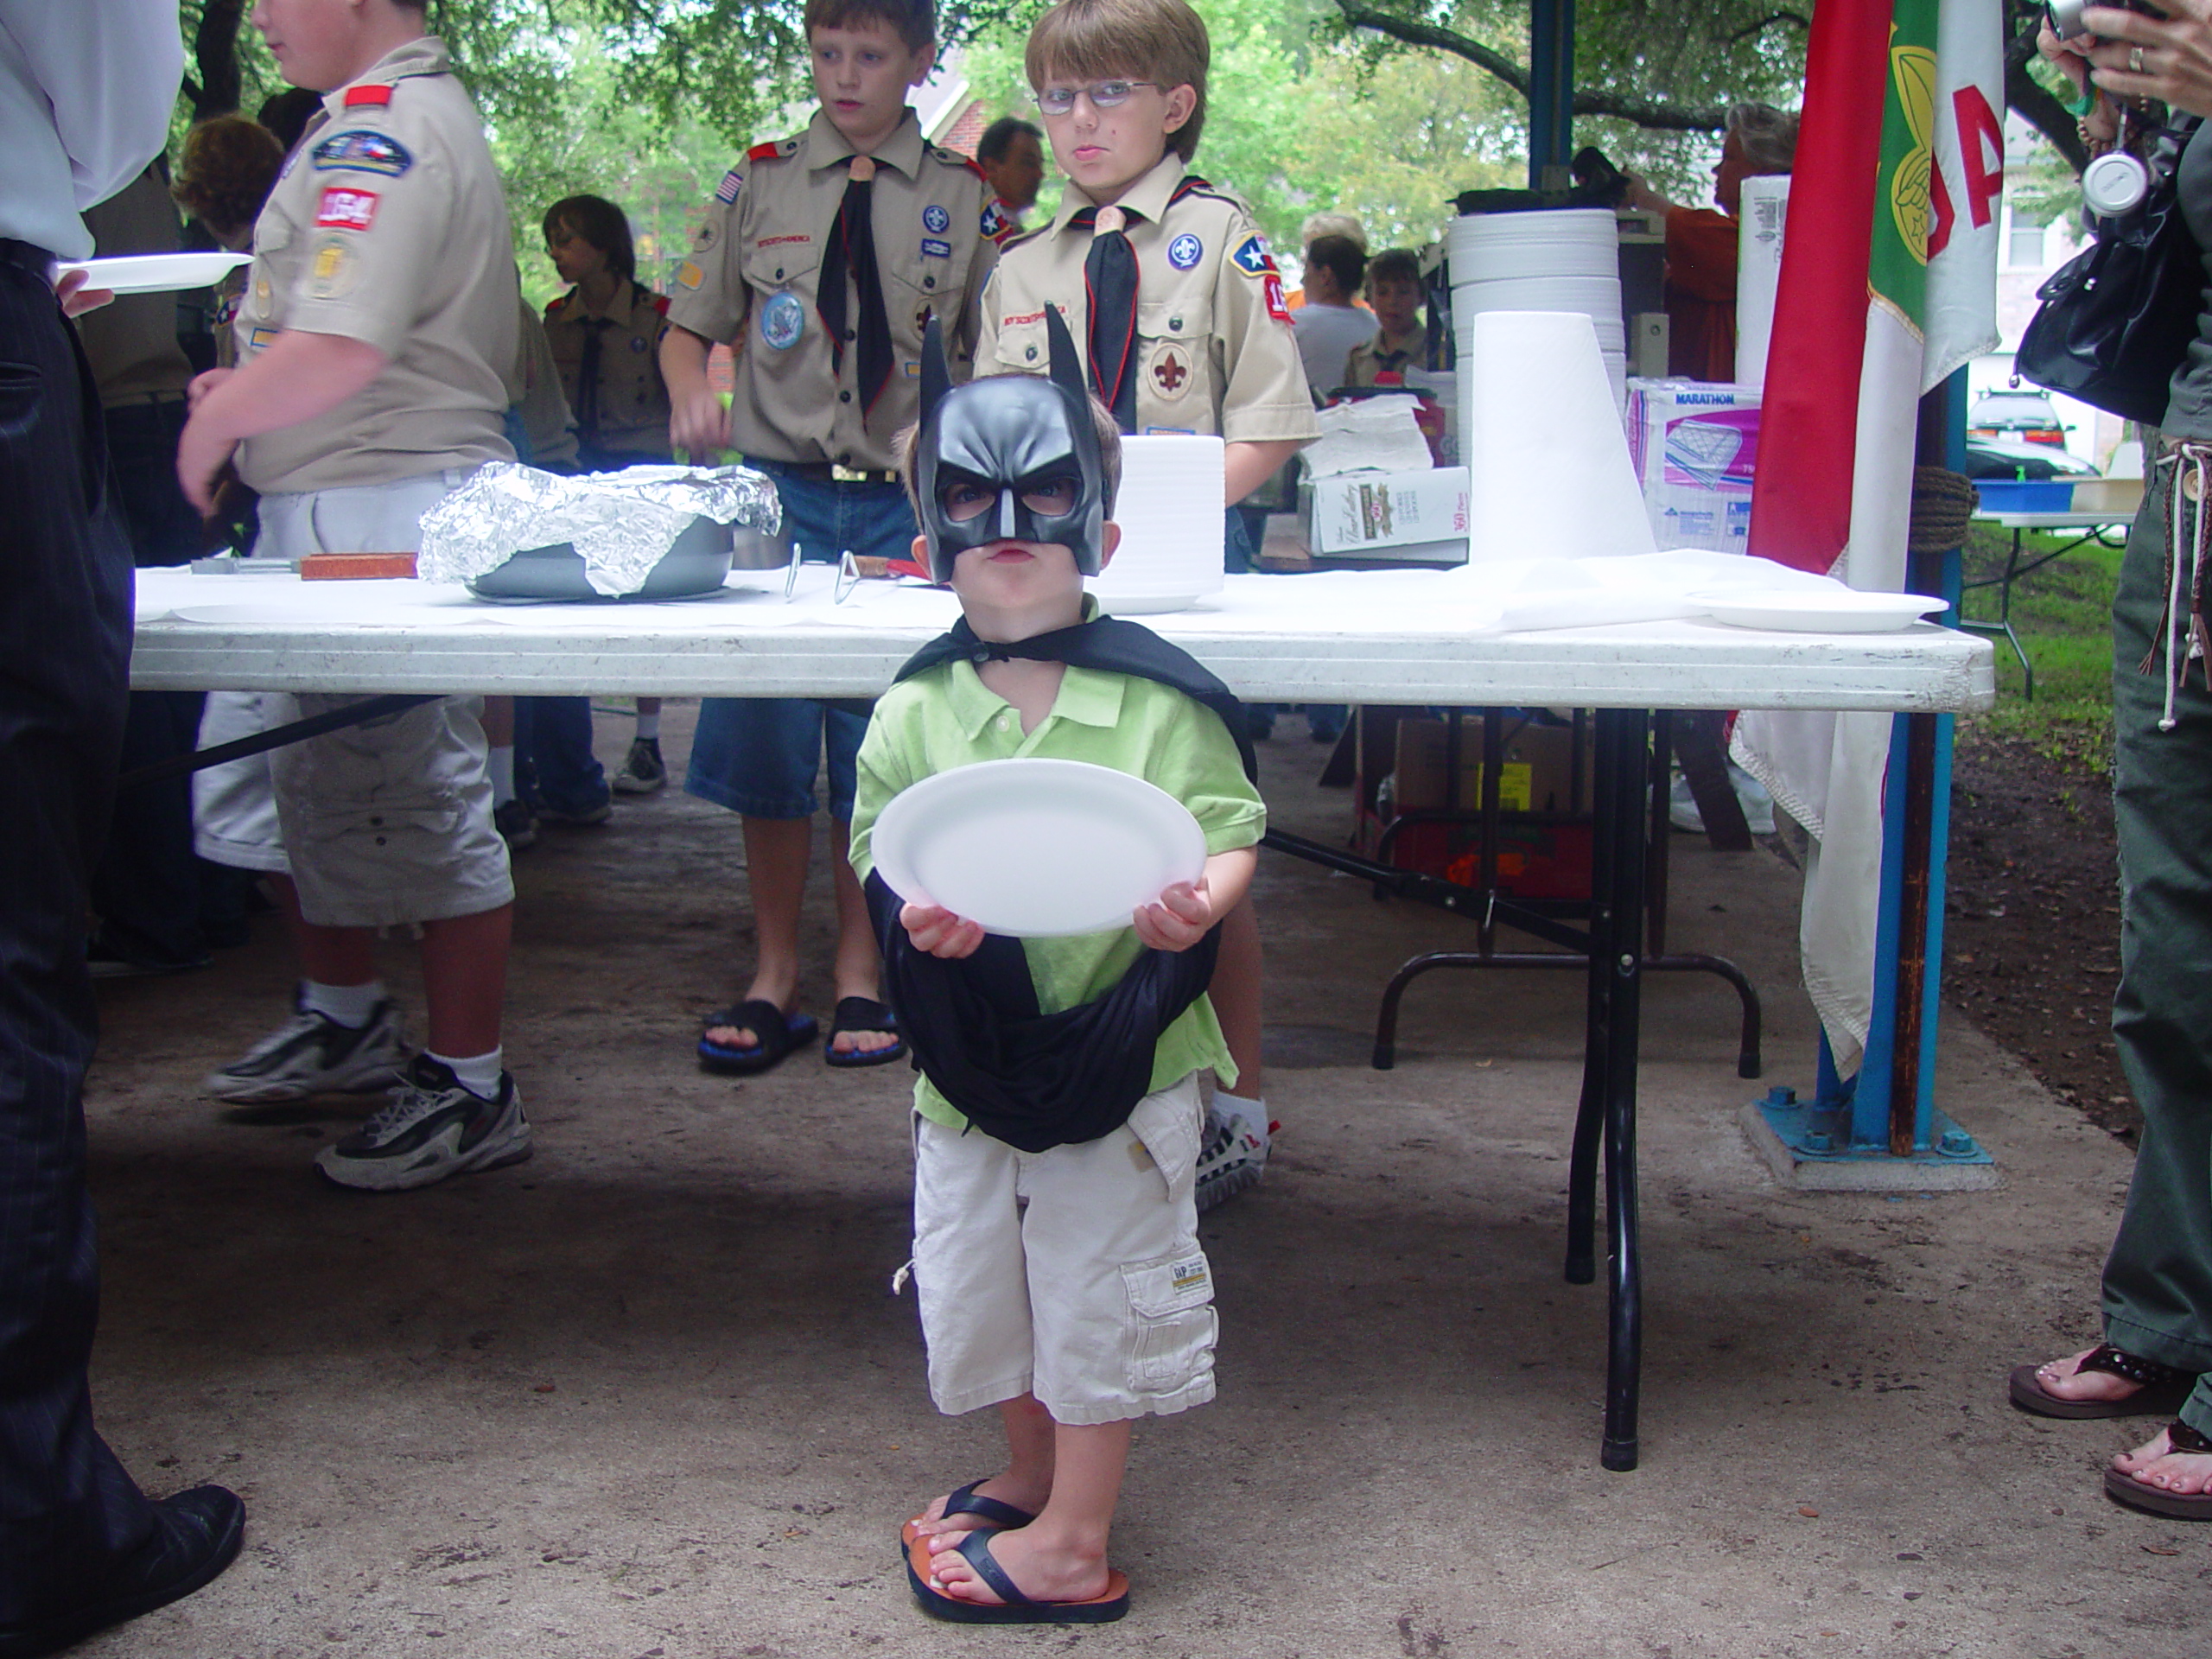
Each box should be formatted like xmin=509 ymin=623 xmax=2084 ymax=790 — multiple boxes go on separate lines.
xmin=915 ymin=307 xmax=1110 ymax=582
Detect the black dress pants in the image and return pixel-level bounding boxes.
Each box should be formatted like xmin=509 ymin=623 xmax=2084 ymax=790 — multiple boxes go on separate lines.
xmin=0 ymin=245 xmax=157 ymax=1623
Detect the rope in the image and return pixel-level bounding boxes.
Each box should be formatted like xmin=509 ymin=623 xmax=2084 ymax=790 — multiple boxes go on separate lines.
xmin=1906 ymin=466 xmax=1979 ymax=555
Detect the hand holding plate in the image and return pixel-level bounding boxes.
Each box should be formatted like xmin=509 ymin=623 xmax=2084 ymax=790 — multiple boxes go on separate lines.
xmin=1133 ymin=876 xmax=1215 ymax=953
xmin=901 ymin=901 xmax=986 ymax=959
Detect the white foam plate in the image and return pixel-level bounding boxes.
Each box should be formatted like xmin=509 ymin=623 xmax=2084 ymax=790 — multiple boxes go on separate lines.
xmin=1096 ymin=591 xmax=1204 ymax=615
xmin=871 ymin=757 xmax=1207 ymax=938
xmin=1695 ymin=590 xmax=1950 ymax=632
xmin=56 ymin=251 xmax=249 ymax=294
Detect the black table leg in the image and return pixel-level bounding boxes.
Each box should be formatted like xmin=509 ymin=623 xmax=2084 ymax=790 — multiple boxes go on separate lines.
xmin=1592 ymin=708 xmax=1648 ymax=1471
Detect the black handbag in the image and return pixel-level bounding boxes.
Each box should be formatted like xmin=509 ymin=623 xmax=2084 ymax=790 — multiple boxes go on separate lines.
xmin=2018 ymin=116 xmax=2205 ymax=429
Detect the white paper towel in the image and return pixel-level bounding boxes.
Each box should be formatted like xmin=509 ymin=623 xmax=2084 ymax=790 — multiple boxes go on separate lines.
xmin=1303 ymin=397 xmax=1434 ymax=478
xmin=1736 ymin=175 xmax=1789 ymax=392
xmin=1089 ymin=434 xmax=1225 ymax=613
xmin=1459 ymin=311 xmax=1656 ymax=562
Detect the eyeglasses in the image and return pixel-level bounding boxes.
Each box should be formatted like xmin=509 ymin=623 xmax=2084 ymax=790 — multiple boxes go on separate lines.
xmin=1033 ymin=79 xmax=1158 ymax=116
xmin=941 ymin=476 xmax=1082 ymax=522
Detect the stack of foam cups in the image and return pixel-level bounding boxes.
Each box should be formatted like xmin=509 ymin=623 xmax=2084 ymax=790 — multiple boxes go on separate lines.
xmin=1447 ymin=207 xmax=1626 ymax=411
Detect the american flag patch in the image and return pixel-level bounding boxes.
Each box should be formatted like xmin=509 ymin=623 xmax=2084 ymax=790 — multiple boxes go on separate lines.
xmin=715 ymin=168 xmax=744 ymax=204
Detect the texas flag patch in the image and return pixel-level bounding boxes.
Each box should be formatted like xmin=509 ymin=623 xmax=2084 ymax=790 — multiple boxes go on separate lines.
xmin=1231 ymin=234 xmax=1277 ymax=277
xmin=1262 ymin=274 xmax=1291 ymax=322
xmin=315 ymin=185 xmax=379 ymax=232
xmin=981 ymin=198 xmax=1013 ymax=242
xmin=715 ymin=168 xmax=745 ymax=204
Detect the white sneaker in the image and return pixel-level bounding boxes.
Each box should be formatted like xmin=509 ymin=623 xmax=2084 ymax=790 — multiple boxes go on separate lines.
xmin=315 ymin=1054 xmax=531 ymax=1192
xmin=204 ymin=989 xmax=405 ymax=1103
xmin=612 ymin=736 xmax=667 ymax=794
xmin=1194 ymin=1102 xmax=1268 ymax=1212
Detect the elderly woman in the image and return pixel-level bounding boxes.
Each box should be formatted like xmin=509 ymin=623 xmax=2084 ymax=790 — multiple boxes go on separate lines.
xmin=1628 ymin=102 xmax=1799 ymax=381
xmin=2008 ymin=1 xmax=2212 ymax=1522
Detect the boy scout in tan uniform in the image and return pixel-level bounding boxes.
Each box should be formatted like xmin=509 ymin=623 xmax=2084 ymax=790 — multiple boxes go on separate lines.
xmin=665 ymin=105 xmax=1001 ymax=476
xmin=657 ymin=0 xmax=1007 ymax=1080
xmin=978 ymin=149 xmax=1312 ymax=450
xmin=179 ymin=11 xmax=531 ymax=1194
xmin=542 ymin=279 xmax=671 ymax=467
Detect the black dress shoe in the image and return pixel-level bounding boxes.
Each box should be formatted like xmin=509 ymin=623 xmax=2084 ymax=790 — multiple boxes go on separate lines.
xmin=0 ymin=1484 xmax=245 ymax=1658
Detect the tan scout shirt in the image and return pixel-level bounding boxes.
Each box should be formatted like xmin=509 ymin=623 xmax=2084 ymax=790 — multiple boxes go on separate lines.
xmin=977 ymin=153 xmax=1317 ymax=445
xmin=234 ymin=36 xmax=518 ymax=494
xmin=1343 ymin=328 xmax=1433 ymax=390
xmin=543 ymin=277 xmax=671 ymax=461
xmin=665 ymin=108 xmax=1001 ymax=473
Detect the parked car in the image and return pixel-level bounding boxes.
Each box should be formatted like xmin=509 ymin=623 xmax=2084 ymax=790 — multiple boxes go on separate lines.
xmin=1969 ymin=389 xmax=2070 ymax=447
xmin=1963 ymin=436 xmax=2100 ymax=481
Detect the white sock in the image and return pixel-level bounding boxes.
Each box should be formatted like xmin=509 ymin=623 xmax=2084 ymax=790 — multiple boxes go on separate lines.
xmin=427 ymin=1046 xmax=504 ymax=1097
xmin=634 ymin=713 xmax=661 ymax=741
xmin=302 ymin=979 xmax=384 ymax=1029
xmin=1214 ymin=1089 xmax=1270 ymax=1147
xmin=488 ymin=746 xmax=517 ymax=805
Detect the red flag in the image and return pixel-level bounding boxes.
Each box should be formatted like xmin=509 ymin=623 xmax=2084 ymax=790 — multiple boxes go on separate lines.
xmin=1745 ymin=0 xmax=1894 ymax=575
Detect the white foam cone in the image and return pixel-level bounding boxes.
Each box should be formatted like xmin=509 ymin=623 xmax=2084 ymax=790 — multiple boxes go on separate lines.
xmin=1461 ymin=311 xmax=1656 ymax=562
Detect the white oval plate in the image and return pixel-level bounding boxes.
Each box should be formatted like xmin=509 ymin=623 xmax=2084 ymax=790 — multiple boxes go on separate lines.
xmin=872 ymin=757 xmax=1207 ymax=938
xmin=1695 ymin=590 xmax=1950 ymax=632
xmin=56 ymin=251 xmax=249 ymax=294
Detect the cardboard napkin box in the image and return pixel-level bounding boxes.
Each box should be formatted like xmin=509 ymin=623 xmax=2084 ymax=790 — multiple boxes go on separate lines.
xmin=1300 ymin=466 xmax=1471 ymax=563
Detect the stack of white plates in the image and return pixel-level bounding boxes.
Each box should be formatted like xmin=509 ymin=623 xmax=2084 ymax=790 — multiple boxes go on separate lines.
xmin=1087 ymin=434 xmax=1225 ymax=614
xmin=1447 ymin=208 xmax=1625 ymax=408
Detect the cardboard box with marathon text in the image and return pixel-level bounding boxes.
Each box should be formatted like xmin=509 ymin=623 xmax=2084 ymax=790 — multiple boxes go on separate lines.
xmin=1300 ymin=466 xmax=1470 ymax=563
xmin=1392 ymin=715 xmax=1592 ymax=814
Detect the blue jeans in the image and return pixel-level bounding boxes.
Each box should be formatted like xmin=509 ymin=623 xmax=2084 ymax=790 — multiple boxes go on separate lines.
xmin=513 ymin=696 xmax=609 ymax=817
xmin=685 ymin=469 xmax=915 ymax=822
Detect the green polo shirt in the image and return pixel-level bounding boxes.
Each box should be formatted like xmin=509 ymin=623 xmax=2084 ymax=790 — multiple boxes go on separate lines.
xmin=849 ymin=620 xmax=1266 ymax=1132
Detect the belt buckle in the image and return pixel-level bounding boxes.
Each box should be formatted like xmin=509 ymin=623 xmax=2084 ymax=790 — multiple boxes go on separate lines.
xmin=830 ymin=463 xmax=871 ymax=484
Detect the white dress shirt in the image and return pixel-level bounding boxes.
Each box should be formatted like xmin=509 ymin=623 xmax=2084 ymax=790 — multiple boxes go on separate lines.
xmin=0 ymin=0 xmax=183 ymax=259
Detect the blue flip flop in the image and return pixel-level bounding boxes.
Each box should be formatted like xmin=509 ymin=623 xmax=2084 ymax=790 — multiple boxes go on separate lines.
xmin=697 ymin=1000 xmax=817 ymax=1075
xmin=904 ymin=1529 xmax=1129 ymax=1624
xmin=899 ymin=1478 xmax=1036 ymax=1550
xmin=824 ymin=996 xmax=906 ymax=1069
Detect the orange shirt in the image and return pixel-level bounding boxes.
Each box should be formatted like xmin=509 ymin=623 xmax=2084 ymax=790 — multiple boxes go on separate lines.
xmin=1665 ymin=207 xmax=1738 ymax=383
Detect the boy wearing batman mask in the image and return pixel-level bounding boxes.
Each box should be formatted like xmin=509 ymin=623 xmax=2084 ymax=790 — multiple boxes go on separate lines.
xmin=848 ymin=314 xmax=1262 ymax=1623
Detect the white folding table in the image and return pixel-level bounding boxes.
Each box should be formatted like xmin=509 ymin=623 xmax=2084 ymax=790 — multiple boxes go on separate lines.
xmin=130 ymin=565 xmax=1996 ymax=1468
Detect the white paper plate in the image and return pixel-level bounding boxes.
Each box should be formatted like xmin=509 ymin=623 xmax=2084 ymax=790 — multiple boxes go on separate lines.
xmin=1096 ymin=591 xmax=1204 ymax=615
xmin=1696 ymin=590 xmax=1950 ymax=632
xmin=871 ymin=757 xmax=1207 ymax=938
xmin=56 ymin=251 xmax=249 ymax=295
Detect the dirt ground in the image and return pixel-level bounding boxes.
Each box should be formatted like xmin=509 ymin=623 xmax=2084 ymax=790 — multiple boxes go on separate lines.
xmin=1941 ymin=730 xmax=2136 ymax=1145
xmin=74 ymin=702 xmax=2205 ymax=1659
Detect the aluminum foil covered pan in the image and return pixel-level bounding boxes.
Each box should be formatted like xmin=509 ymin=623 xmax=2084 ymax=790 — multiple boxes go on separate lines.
xmin=417 ymin=462 xmax=782 ymax=600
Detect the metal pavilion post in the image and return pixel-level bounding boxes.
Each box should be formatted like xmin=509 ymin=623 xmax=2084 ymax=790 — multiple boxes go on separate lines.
xmin=1528 ymin=0 xmax=1575 ymax=192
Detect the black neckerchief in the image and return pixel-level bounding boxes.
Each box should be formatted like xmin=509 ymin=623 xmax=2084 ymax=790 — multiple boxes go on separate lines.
xmin=870 ymin=610 xmax=1255 ymax=1151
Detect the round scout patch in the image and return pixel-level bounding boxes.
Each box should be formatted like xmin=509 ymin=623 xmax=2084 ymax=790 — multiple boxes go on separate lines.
xmin=630 ymin=334 xmax=648 ymax=353
xmin=923 ymin=204 xmax=950 ymax=233
xmin=1167 ymin=232 xmax=1203 ymax=270
xmin=1149 ymin=343 xmax=1193 ymax=401
xmin=760 ymin=290 xmax=806 ymax=351
xmin=308 ymin=234 xmax=358 ymax=299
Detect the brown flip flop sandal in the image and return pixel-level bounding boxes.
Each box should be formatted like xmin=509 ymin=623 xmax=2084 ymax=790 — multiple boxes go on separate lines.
xmin=2102 ymin=1420 xmax=2212 ymax=1520
xmin=2008 ymin=1344 xmax=2194 ymax=1419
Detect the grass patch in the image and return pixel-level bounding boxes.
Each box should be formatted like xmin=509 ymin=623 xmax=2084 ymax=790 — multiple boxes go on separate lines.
xmin=1955 ymin=519 xmax=2122 ymax=777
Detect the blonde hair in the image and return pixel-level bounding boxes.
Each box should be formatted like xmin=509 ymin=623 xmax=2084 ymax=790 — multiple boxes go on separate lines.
xmin=1300 ymin=212 xmax=1366 ymax=252
xmin=1025 ymin=0 xmax=1209 ymax=162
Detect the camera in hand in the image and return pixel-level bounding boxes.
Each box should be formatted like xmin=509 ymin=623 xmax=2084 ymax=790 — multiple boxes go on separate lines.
xmin=2047 ymin=0 xmax=2171 ymax=41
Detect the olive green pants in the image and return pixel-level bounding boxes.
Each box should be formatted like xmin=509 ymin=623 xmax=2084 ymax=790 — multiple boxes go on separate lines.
xmin=2104 ymin=472 xmax=2212 ymax=1435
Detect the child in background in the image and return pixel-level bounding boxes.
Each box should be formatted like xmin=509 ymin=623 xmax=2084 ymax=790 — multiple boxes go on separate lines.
xmin=975 ymin=0 xmax=1315 ymax=1208
xmin=850 ymin=316 xmax=1263 ymax=1622
xmin=658 ymin=0 xmax=1003 ymax=1075
xmin=1344 ymin=246 xmax=1433 ymax=387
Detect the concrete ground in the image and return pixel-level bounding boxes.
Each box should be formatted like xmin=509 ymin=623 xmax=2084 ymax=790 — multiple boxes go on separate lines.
xmin=77 ymin=704 xmax=2197 ymax=1659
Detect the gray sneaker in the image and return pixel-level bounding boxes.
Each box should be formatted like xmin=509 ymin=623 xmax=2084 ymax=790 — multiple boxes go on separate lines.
xmin=612 ymin=736 xmax=666 ymax=794
xmin=204 ymin=989 xmax=405 ymax=1103
xmin=1194 ymin=1102 xmax=1268 ymax=1212
xmin=315 ymin=1054 xmax=531 ymax=1192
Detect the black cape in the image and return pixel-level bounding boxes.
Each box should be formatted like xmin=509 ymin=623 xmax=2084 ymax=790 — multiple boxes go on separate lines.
xmin=867 ymin=613 xmax=1255 ymax=1153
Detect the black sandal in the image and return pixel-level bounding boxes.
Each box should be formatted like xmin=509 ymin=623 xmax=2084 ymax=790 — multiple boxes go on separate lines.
xmin=823 ymin=996 xmax=906 ymax=1069
xmin=696 ymin=1000 xmax=817 ymax=1076
xmin=2008 ymin=1344 xmax=2196 ymax=1419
